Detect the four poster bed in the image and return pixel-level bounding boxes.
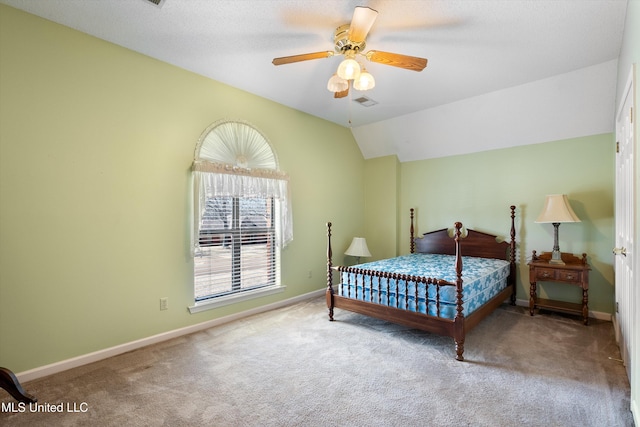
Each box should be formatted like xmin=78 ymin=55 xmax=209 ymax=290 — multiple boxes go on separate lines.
xmin=325 ymin=206 xmax=517 ymax=361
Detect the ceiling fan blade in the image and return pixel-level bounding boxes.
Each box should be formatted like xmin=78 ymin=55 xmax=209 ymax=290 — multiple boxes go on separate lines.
xmin=365 ymin=50 xmax=428 ymax=72
xmin=334 ymin=86 xmax=349 ymax=98
xmin=348 ymin=6 xmax=378 ymax=43
xmin=272 ymin=51 xmax=334 ymax=66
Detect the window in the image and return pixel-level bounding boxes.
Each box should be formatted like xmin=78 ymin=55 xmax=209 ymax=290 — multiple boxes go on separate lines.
xmin=190 ymin=121 xmax=292 ymax=311
xmin=195 ymin=196 xmax=276 ymax=300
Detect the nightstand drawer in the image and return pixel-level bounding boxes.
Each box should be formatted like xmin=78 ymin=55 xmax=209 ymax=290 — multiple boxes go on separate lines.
xmin=535 ymin=268 xmax=556 ymax=280
xmin=557 ymin=270 xmax=581 ymax=282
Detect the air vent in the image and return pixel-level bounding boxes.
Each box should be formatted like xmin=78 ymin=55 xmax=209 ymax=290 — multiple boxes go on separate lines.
xmin=143 ymin=0 xmax=166 ymax=7
xmin=353 ymin=96 xmax=378 ymax=107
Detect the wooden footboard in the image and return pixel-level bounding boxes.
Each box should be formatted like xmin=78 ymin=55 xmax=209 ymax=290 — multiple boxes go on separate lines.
xmin=331 ymin=294 xmax=458 ymax=337
xmin=326 ymin=205 xmax=517 ymax=361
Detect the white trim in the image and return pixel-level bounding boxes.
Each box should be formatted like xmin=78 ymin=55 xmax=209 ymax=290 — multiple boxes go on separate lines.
xmin=613 ymin=313 xmax=622 ymax=344
xmin=514 ymin=298 xmax=612 ymax=321
xmin=15 ymin=290 xmax=609 ymax=384
xmin=16 ymin=288 xmax=326 ymax=383
xmin=188 ymin=285 xmax=286 ymax=314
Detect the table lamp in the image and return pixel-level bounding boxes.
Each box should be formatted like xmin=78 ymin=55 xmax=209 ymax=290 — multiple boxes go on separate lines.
xmin=535 ymin=194 xmax=581 ymax=265
xmin=345 ymin=237 xmax=371 ymax=264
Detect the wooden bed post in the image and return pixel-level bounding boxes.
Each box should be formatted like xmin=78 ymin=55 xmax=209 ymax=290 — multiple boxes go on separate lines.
xmin=453 ymin=222 xmax=465 ymax=361
xmin=410 ymin=208 xmax=415 ymax=254
xmin=509 ymin=205 xmax=517 ymax=305
xmin=326 ymin=222 xmax=335 ymax=321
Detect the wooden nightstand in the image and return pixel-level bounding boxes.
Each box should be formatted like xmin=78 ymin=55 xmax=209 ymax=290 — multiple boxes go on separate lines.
xmin=528 ymin=250 xmax=591 ymax=325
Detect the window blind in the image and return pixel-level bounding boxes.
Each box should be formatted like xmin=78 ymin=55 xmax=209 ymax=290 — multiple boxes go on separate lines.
xmin=194 ymin=196 xmax=279 ymax=301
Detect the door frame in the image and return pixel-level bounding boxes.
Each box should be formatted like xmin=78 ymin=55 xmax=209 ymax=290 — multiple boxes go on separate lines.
xmin=615 ymin=63 xmax=637 ymax=423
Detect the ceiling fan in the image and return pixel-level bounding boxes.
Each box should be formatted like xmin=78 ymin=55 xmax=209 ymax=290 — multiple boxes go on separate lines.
xmin=272 ymin=6 xmax=428 ymax=98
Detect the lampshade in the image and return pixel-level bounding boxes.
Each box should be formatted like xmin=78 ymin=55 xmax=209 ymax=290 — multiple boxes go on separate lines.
xmin=353 ymin=68 xmax=375 ymax=91
xmin=337 ymin=51 xmax=361 ymax=80
xmin=327 ymin=73 xmax=348 ymax=92
xmin=535 ymin=194 xmax=581 ymax=223
xmin=536 ymin=194 xmax=580 ymax=265
xmin=345 ymin=237 xmax=371 ymax=258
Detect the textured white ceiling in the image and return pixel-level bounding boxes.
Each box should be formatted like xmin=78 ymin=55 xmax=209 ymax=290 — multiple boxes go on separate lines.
xmin=0 ymin=0 xmax=629 ymax=159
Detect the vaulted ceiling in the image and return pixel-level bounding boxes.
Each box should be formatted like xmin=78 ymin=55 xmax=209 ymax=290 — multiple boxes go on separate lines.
xmin=0 ymin=0 xmax=629 ymax=159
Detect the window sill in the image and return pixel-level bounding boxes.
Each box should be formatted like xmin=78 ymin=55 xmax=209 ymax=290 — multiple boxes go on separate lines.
xmin=188 ymin=285 xmax=286 ymax=314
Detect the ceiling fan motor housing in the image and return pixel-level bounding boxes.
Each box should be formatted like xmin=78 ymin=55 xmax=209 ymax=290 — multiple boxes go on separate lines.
xmin=334 ymin=24 xmax=366 ymax=53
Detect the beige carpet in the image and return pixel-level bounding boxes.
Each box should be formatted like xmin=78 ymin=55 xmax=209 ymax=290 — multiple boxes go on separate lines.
xmin=0 ymin=297 xmax=634 ymax=426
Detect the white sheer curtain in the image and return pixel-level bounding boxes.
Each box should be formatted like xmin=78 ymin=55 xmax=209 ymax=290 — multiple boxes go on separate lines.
xmin=192 ymin=160 xmax=293 ymax=252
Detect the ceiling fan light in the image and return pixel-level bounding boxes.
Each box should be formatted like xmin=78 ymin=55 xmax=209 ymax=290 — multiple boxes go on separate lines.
xmin=337 ymin=58 xmax=361 ymax=80
xmin=327 ymin=74 xmax=349 ymax=92
xmin=353 ymin=69 xmax=375 ymax=91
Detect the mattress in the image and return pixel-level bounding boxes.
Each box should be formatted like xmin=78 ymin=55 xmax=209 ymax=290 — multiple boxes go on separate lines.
xmin=340 ymin=253 xmax=510 ymax=318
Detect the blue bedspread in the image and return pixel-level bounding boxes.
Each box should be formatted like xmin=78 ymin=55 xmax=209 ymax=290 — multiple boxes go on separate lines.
xmin=340 ymin=253 xmax=510 ymax=318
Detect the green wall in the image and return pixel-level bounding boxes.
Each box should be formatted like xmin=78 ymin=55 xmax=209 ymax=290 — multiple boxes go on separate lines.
xmin=0 ymin=6 xmax=365 ymax=372
xmin=361 ymin=155 xmax=399 ymax=262
xmin=363 ymin=136 xmax=615 ymax=314
xmin=393 ymin=134 xmax=615 ymax=314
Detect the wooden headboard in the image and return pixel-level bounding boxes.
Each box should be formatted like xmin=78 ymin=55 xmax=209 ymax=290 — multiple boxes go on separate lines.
xmin=411 ymin=205 xmax=516 ymax=262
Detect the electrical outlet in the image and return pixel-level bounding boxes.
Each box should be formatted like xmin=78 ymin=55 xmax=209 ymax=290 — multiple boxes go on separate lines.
xmin=308 ymin=270 xmax=312 ymax=278
xmin=160 ymin=297 xmax=168 ymax=311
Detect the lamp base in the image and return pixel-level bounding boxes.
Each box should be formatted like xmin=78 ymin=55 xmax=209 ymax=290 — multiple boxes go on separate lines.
xmin=548 ymin=224 xmax=565 ymax=265
xmin=549 ymin=250 xmax=565 ymax=265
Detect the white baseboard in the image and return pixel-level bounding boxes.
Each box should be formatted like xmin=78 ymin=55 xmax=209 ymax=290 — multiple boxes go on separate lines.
xmin=16 ymin=291 xmax=610 ymax=384
xmin=514 ymin=298 xmax=612 ymax=321
xmin=612 ymin=314 xmax=622 ymax=343
xmin=16 ymin=288 xmax=326 ymax=383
